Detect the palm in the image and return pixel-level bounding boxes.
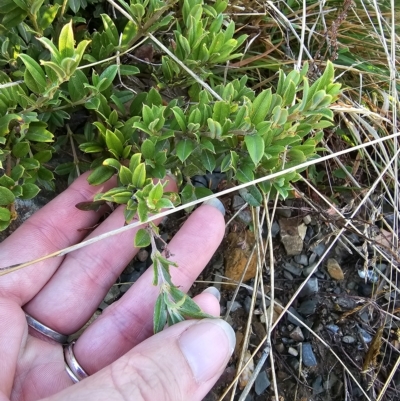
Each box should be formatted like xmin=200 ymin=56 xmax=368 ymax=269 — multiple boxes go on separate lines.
xmin=0 ymin=173 xmax=224 ymax=401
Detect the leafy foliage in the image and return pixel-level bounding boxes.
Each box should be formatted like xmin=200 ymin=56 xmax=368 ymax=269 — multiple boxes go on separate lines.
xmin=0 ymin=0 xmax=342 ymax=329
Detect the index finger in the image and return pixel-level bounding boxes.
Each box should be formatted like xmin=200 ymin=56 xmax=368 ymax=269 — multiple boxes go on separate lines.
xmin=0 ymin=172 xmax=116 ymax=305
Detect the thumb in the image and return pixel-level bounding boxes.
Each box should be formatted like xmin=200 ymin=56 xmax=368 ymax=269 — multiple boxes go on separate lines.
xmin=44 ymin=319 xmax=235 ymax=401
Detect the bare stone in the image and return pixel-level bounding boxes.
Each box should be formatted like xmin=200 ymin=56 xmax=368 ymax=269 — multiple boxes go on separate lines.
xmin=327 ymin=258 xmax=345 ymax=280
xmin=290 ymin=326 xmax=305 ymax=341
xmin=137 ymin=248 xmax=149 ymax=262
xmin=288 ymin=347 xmax=299 ymax=356
xmin=104 ymin=285 xmax=120 ymax=304
xmin=279 ymin=218 xmax=306 ymax=256
xmin=224 ymin=231 xmax=257 ymax=282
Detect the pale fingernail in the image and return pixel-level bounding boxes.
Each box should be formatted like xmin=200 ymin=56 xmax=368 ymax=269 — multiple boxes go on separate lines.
xmin=203 ymin=198 xmax=225 ymax=216
xmin=202 ymin=286 xmax=221 ymax=302
xmin=179 ymin=319 xmax=235 ymax=383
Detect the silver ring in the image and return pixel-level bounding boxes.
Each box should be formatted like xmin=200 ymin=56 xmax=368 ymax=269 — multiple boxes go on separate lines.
xmin=25 ymin=313 xmax=68 ymax=344
xmin=64 ymin=341 xmax=89 ymax=382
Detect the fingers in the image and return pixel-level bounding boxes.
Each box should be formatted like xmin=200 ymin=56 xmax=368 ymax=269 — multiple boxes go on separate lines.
xmin=24 ymin=177 xmax=178 ymax=334
xmin=0 ymin=298 xmax=27 ymax=397
xmin=0 ymin=172 xmax=116 ymax=305
xmin=74 ymin=202 xmax=225 ymax=373
xmin=44 ymin=319 xmax=235 ymax=401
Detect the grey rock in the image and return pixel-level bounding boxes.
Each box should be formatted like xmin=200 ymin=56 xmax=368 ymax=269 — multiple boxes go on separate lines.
xmin=313 ymin=242 xmax=327 ymax=257
xmin=232 ymin=195 xmax=246 ymax=209
xmin=119 ymin=283 xmax=132 ymax=293
xmin=298 ymin=299 xmax=317 ymax=315
xmin=299 ymin=277 xmax=319 ymax=297
xmin=284 ymin=262 xmax=302 ymax=276
xmin=376 ymin=263 xmax=387 ymax=272
xmin=227 ymin=300 xmax=242 ymax=313
xmin=336 ymin=297 xmax=356 ymax=310
xmin=283 ymin=270 xmax=294 ymax=280
xmin=276 ymin=343 xmax=285 ymax=353
xmin=98 ymin=300 xmax=109 ymax=311
xmin=255 ymin=371 xmax=270 ymax=395
xmin=302 ymin=343 xmax=317 ymax=367
xmin=342 ymin=335 xmax=356 ymax=344
xmin=277 ymin=207 xmax=292 ymax=218
xmin=347 ymin=281 xmax=356 ymax=290
xmin=358 ymin=327 xmax=373 ymax=343
xmin=313 ymin=375 xmax=324 ymax=395
xmin=303 ymin=215 xmax=312 ymax=225
xmin=279 ymin=218 xmax=305 ymax=256
xmin=238 ymin=210 xmax=252 ymax=225
xmin=308 ymin=252 xmax=317 ymax=264
xmin=287 ymin=306 xmax=305 ymax=326
xmin=288 ymin=347 xmax=298 ymax=356
xmin=326 ymin=324 xmax=340 ymax=334
xmin=324 ymin=371 xmax=339 ymax=390
xmin=290 ymin=326 xmax=305 ymax=341
xmin=137 ymin=248 xmax=149 ymax=262
xmin=289 ymin=357 xmax=300 ymax=371
xmin=281 ymin=337 xmax=294 ymax=345
xmin=294 ymin=254 xmax=308 ymax=266
xmin=244 ymin=296 xmax=252 ymax=314
xmin=303 ymin=263 xmax=318 ymax=277
xmin=271 ymin=221 xmax=280 ymax=238
xmin=104 ymin=285 xmax=120 ymax=304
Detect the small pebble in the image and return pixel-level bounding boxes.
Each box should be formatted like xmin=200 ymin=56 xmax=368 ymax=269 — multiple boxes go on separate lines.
xmin=358 ymin=327 xmax=373 ymax=343
xmin=313 ymin=242 xmax=327 ymax=257
xmin=244 ymin=296 xmax=252 ymax=314
xmin=284 ymin=262 xmax=302 ymax=276
xmin=287 ymin=306 xmax=305 ymax=326
xmin=308 ymin=252 xmax=317 ymax=265
xmin=104 ymin=285 xmax=120 ymax=304
xmin=137 ymin=248 xmax=149 ymax=262
xmin=289 ymin=357 xmax=300 ymax=371
xmin=326 ymin=324 xmax=340 ymax=334
xmin=303 ymin=263 xmax=318 ymax=277
xmin=327 ymin=258 xmax=345 ymax=280
xmin=336 ymin=297 xmax=356 ymax=310
xmin=227 ymin=300 xmax=242 ymax=313
xmin=342 ymin=335 xmax=356 ymax=344
xmin=297 ymin=299 xmax=317 ymax=315
xmin=288 ymin=347 xmax=298 ymax=356
xmin=255 ymin=371 xmax=270 ymax=395
xmin=347 ymin=281 xmax=356 ymax=290
xmin=302 ymin=343 xmax=318 ymax=367
xmin=294 ymin=254 xmax=308 ymax=266
xmin=299 ymin=277 xmax=319 ymax=297
xmin=283 ymin=270 xmax=294 ymax=280
xmin=303 ymin=215 xmax=312 ymax=225
xmin=290 ymin=326 xmax=305 ymax=341
xmin=271 ymin=221 xmax=280 ymax=238
xmin=276 ymin=343 xmax=285 ymax=353
xmin=313 ymin=375 xmax=324 ymax=395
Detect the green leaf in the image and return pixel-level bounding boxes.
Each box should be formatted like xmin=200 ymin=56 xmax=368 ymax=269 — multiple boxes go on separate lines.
xmin=244 ymin=135 xmax=264 ymax=166
xmin=12 ymin=141 xmax=30 ymax=158
xmin=239 ymin=185 xmax=262 ymax=206
xmin=119 ymin=165 xmax=132 ymax=185
xmin=132 ymin=163 xmax=146 ymax=188
xmin=0 ymin=187 xmax=15 ymax=206
xmin=10 ymin=164 xmax=24 ymax=181
xmin=68 ymin=70 xmax=88 ymax=102
xmin=148 ymin=182 xmax=163 ymax=206
xmin=171 ymin=107 xmax=187 ymax=132
xmin=39 ymin=4 xmax=60 ymax=31
xmin=19 ymin=54 xmax=47 ymax=93
xmin=101 ymin=14 xmax=119 ymax=47
xmin=121 ymin=20 xmax=138 ymax=49
xmin=154 ymin=293 xmax=168 ymax=333
xmin=0 ymin=207 xmax=11 ymax=222
xmin=176 ymin=139 xmax=194 ymax=162
xmin=236 ymin=165 xmax=254 ymax=183
xmin=119 ymin=65 xmax=140 ymax=76
xmin=201 ymin=150 xmax=216 ymax=172
xmin=106 ymin=130 xmax=123 ymax=157
xmin=134 ymin=228 xmax=151 ymax=248
xmin=0 ymin=175 xmax=15 ymax=188
xmin=25 ymin=123 xmax=54 ymax=142
xmin=251 ymin=88 xmax=272 ymax=125
xmin=59 ymin=21 xmax=75 ymax=59
xmin=87 ymin=165 xmax=115 ymax=185
xmin=20 ymin=183 xmax=40 ymax=200
xmin=141 ymin=139 xmax=155 ymax=159
xmin=98 ymin=65 xmax=118 ymax=92
xmin=212 ymin=101 xmax=230 ymax=123
xmin=137 ymin=200 xmax=148 ymax=222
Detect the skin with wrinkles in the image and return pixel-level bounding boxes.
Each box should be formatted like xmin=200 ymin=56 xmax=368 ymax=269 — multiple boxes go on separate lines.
xmin=0 ymin=173 xmax=231 ymax=401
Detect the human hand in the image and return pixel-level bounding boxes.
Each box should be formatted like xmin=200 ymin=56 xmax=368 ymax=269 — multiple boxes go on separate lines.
xmin=0 ymin=173 xmax=235 ymax=401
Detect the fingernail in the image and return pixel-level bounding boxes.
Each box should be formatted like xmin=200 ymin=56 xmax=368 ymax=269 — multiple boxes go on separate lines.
xmin=203 ymin=198 xmax=225 ymax=216
xmin=179 ymin=319 xmax=235 ymax=383
xmin=202 ymin=286 xmax=221 ymax=302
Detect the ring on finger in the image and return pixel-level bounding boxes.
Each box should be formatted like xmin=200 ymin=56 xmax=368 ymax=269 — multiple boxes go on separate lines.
xmin=25 ymin=313 xmax=68 ymax=344
xmin=64 ymin=341 xmax=89 ymax=382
